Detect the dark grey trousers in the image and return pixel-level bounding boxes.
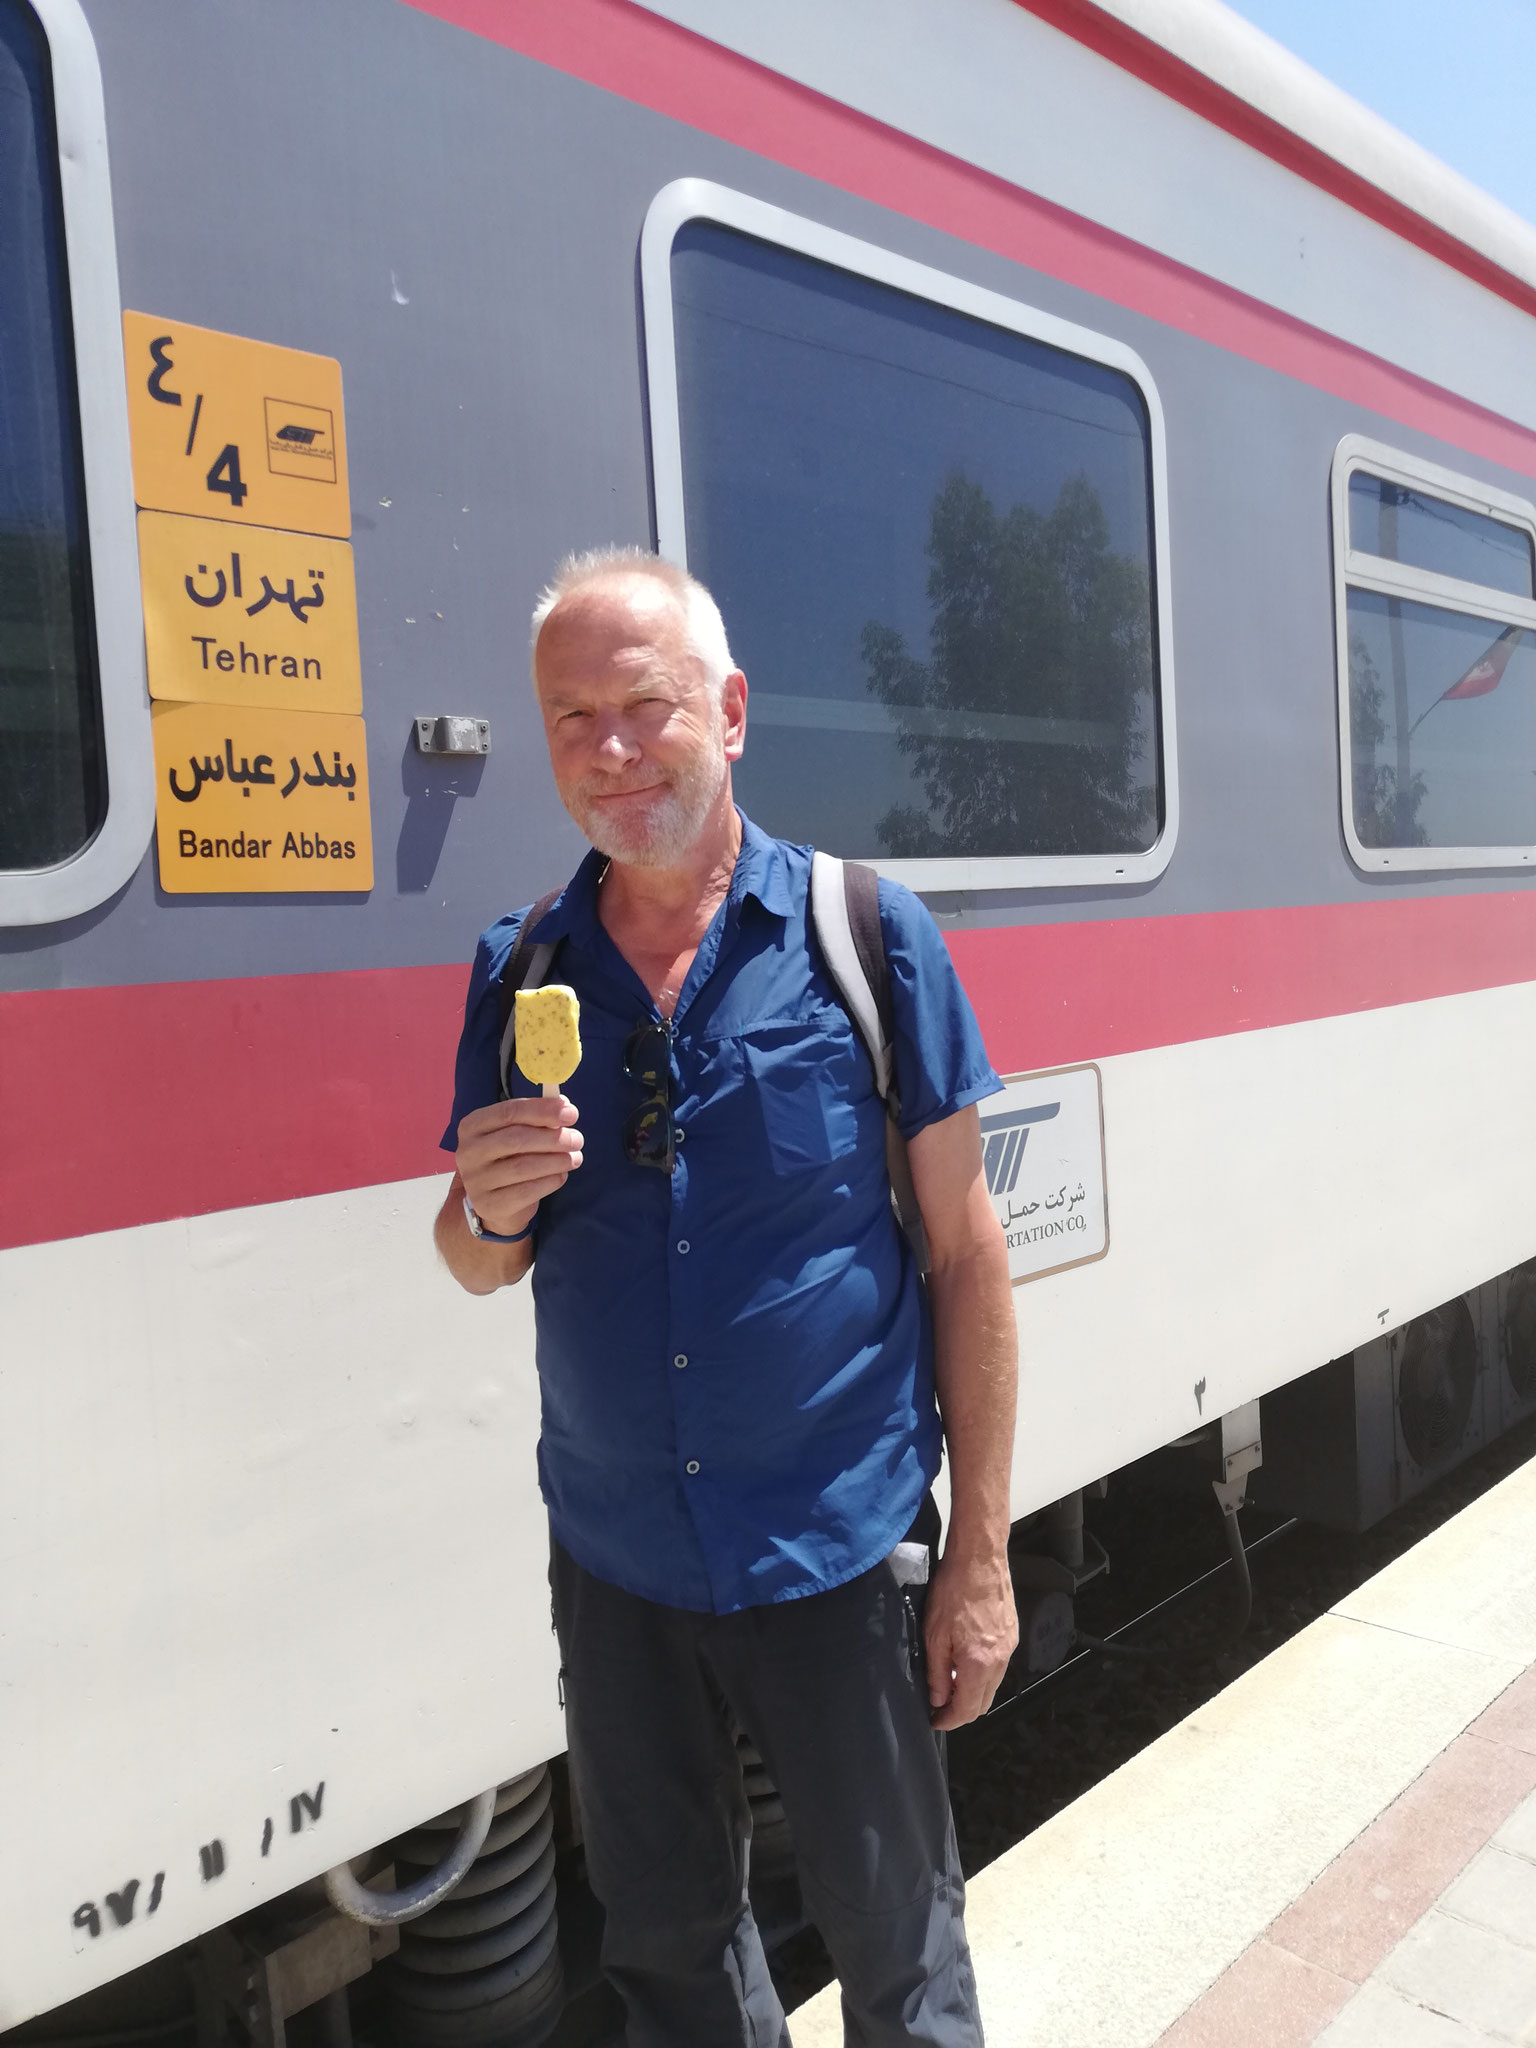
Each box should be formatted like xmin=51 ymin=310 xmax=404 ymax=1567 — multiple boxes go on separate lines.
xmin=550 ymin=1540 xmax=983 ymax=2048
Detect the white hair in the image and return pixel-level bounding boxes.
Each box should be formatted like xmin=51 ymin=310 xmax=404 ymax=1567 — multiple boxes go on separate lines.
xmin=529 ymin=546 xmax=734 ymax=696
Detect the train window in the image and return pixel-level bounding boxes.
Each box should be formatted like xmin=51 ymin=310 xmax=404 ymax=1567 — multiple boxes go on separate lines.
xmin=1332 ymin=436 xmax=1536 ymax=872
xmin=0 ymin=2 xmax=151 ymax=927
xmin=642 ymin=180 xmax=1178 ymax=893
xmin=0 ymin=0 xmax=102 ymax=870
xmin=1348 ymin=472 xmax=1534 ymax=601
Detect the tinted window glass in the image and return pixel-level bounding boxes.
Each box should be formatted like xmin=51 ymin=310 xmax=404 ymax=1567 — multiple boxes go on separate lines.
xmin=671 ymin=222 xmax=1161 ymax=860
xmin=1347 ymin=590 xmax=1535 ymax=848
xmin=0 ymin=1 xmax=102 ymax=871
xmin=1348 ymin=472 xmax=1534 ymax=600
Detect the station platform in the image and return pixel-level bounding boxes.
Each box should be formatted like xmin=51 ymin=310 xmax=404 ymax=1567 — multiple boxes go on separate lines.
xmin=789 ymin=1451 xmax=1536 ymax=2047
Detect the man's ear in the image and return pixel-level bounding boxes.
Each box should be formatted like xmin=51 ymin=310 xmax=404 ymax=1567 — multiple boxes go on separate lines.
xmin=722 ymin=670 xmax=748 ymax=762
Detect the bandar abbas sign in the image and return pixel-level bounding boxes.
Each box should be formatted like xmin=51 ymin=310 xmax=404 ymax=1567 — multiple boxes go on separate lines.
xmin=151 ymin=702 xmax=371 ymax=893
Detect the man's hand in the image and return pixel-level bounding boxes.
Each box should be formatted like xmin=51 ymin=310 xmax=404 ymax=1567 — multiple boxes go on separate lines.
xmin=924 ymin=1547 xmax=1018 ymax=1730
xmin=456 ymin=1094 xmax=583 ymax=1237
xmin=435 ymin=1096 xmax=584 ymax=1295
xmin=907 ymin=1101 xmax=1021 ymax=1731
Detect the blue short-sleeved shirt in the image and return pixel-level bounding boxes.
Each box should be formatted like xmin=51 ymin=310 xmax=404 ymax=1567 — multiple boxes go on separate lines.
xmin=442 ymin=812 xmax=1000 ymax=1614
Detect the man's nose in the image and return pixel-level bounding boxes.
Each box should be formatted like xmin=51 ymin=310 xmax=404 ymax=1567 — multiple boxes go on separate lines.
xmin=593 ymin=719 xmax=640 ymax=769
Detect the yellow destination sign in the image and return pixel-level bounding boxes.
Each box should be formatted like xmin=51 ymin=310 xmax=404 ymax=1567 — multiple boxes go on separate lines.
xmin=124 ymin=312 xmax=349 ymax=538
xmin=139 ymin=511 xmax=360 ymax=715
xmin=152 ymin=702 xmax=372 ymax=894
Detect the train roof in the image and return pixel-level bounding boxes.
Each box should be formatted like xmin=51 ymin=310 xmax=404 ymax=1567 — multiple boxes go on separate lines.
xmin=1086 ymin=0 xmax=1536 ymax=308
xmin=631 ymin=0 xmax=1536 ymax=324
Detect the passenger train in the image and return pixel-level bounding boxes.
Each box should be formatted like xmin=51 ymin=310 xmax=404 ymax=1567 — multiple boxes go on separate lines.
xmin=4 ymin=0 xmax=1536 ymax=2036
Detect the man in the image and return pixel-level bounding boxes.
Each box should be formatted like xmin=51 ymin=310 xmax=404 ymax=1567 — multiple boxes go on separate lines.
xmin=436 ymin=548 xmax=1018 ymax=2046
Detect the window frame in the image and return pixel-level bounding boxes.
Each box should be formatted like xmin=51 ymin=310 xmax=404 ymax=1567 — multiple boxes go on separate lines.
xmin=640 ymin=177 xmax=1179 ymax=894
xmin=0 ymin=0 xmax=151 ymax=928
xmin=1331 ymin=432 xmax=1536 ymax=876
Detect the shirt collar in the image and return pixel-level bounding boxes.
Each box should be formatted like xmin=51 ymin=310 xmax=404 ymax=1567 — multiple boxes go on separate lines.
xmin=526 ymin=809 xmax=794 ymax=945
xmin=732 ymin=810 xmax=795 ymax=920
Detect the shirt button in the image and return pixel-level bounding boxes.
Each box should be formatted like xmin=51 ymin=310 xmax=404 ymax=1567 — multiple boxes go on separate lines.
xmin=677 ymin=1239 xmax=690 ymax=1255
xmin=674 ymin=1353 xmax=688 ymax=1369
xmin=685 ymin=1459 xmax=700 ymax=1475
xmin=675 ymin=1128 xmax=686 ymax=1144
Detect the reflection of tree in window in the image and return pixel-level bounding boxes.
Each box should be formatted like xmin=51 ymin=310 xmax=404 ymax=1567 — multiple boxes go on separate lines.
xmin=0 ymin=525 xmax=98 ymax=871
xmin=861 ymin=471 xmax=1156 ymax=858
xmin=1348 ymin=630 xmax=1426 ymax=848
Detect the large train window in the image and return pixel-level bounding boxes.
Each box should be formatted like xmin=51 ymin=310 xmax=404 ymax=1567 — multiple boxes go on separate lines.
xmin=0 ymin=0 xmax=101 ymax=872
xmin=1332 ymin=435 xmax=1536 ymax=873
xmin=642 ymin=180 xmax=1177 ymax=893
xmin=0 ymin=1 xmax=151 ymax=928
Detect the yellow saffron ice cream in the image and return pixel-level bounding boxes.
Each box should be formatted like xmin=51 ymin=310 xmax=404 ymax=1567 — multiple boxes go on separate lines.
xmin=515 ymin=983 xmax=583 ymax=1091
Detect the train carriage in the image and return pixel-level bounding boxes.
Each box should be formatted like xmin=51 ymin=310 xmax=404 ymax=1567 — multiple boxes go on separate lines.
xmin=4 ymin=0 xmax=1536 ymax=2032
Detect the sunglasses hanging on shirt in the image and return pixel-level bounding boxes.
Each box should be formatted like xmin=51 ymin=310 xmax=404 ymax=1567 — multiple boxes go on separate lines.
xmin=623 ymin=1018 xmax=676 ymax=1173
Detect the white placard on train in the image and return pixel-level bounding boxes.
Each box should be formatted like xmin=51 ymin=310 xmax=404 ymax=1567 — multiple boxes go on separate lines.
xmin=984 ymin=1064 xmax=1108 ymax=1284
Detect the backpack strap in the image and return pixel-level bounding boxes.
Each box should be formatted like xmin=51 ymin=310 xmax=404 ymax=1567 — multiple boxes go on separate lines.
xmin=808 ymin=852 xmax=927 ymax=1269
xmin=809 ymin=850 xmax=894 ymax=1107
xmin=495 ymin=889 xmax=562 ymax=1099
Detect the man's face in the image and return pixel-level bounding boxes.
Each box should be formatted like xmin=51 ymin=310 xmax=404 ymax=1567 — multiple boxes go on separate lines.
xmin=534 ymin=576 xmax=746 ymax=867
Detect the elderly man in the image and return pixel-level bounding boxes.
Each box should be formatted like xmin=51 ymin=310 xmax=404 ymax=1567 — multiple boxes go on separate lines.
xmin=436 ymin=548 xmax=1018 ymax=2046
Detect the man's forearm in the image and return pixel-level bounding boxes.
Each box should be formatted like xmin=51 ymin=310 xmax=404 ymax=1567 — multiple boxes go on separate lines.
xmin=927 ymin=1235 xmax=1018 ymax=1558
xmin=434 ymin=1177 xmax=536 ymax=1295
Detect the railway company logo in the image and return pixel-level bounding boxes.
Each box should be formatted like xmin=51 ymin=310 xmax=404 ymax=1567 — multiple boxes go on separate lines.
xmin=980 ymin=1101 xmax=1060 ymax=1198
xmin=985 ymin=1067 xmax=1108 ymax=1286
xmin=264 ymin=397 xmax=337 ymax=482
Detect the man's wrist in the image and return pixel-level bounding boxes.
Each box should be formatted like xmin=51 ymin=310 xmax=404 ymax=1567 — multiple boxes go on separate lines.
xmin=462 ymin=1193 xmax=536 ymax=1245
xmin=940 ymin=1524 xmax=1010 ymax=1571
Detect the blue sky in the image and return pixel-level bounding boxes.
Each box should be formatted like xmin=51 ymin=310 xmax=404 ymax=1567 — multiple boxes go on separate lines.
xmin=1222 ymin=0 xmax=1536 ymax=227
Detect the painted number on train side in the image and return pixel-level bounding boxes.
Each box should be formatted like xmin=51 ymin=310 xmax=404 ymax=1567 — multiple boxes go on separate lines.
xmin=123 ymin=314 xmax=350 ymax=537
xmin=69 ymin=1784 xmax=326 ymax=1954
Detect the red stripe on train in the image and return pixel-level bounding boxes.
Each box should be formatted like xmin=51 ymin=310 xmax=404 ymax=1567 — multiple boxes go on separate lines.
xmin=399 ymin=0 xmax=1536 ymax=481
xmin=3 ymin=892 xmax=1535 ymax=1253
xmin=950 ymin=890 xmax=1536 ymax=1075
xmin=0 ymin=964 xmax=468 ymax=1254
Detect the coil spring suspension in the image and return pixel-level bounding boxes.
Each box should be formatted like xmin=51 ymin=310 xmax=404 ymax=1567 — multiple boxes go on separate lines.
xmin=381 ymin=1764 xmax=564 ymax=2047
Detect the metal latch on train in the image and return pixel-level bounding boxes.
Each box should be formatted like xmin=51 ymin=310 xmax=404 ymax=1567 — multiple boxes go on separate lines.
xmin=415 ymin=715 xmax=491 ymax=756
xmin=1213 ymin=1399 xmax=1262 ymax=1514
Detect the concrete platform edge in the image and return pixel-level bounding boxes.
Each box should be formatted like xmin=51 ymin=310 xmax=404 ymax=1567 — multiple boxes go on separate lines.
xmin=788 ymin=1455 xmax=1536 ymax=2048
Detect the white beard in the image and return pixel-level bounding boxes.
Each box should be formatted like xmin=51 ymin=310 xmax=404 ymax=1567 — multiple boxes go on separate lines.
xmin=570 ymin=726 xmax=728 ymax=868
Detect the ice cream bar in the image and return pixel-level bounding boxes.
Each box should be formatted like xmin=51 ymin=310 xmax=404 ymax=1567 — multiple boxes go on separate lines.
xmin=515 ymin=984 xmax=582 ymax=1095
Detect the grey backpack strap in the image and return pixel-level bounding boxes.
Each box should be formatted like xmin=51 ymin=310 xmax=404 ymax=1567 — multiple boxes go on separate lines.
xmin=808 ymin=851 xmax=927 ymax=1269
xmin=882 ymin=1122 xmax=927 ymax=1273
xmin=809 ymin=851 xmax=893 ymax=1103
xmin=496 ymin=889 xmax=562 ymax=1099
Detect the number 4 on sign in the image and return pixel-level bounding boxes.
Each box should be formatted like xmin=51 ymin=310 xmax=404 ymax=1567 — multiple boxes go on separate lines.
xmin=205 ymin=444 xmax=247 ymax=508
xmin=143 ymin=333 xmax=246 ymax=508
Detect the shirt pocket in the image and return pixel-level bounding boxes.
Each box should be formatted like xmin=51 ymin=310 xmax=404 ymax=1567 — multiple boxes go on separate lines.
xmin=741 ymin=1024 xmax=863 ymax=1172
